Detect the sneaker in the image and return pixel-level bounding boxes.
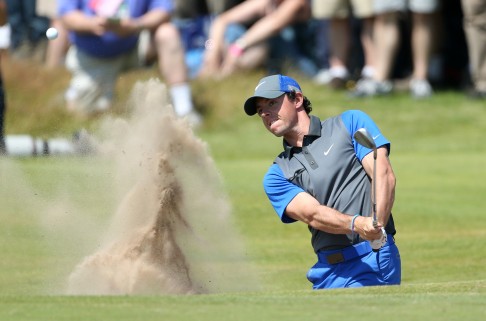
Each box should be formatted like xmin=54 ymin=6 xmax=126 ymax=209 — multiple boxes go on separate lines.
xmin=349 ymin=79 xmax=392 ymax=98
xmin=313 ymin=69 xmax=332 ymax=85
xmin=410 ymin=79 xmax=432 ymax=99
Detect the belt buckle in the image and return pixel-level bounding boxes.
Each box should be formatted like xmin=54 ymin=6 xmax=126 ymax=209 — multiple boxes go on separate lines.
xmin=326 ymin=252 xmax=345 ymax=264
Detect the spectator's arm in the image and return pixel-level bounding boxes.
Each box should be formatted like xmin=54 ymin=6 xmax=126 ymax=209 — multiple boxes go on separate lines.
xmin=236 ymin=0 xmax=310 ymax=51
xmin=61 ymin=10 xmax=109 ymax=36
xmin=130 ymin=9 xmax=171 ymax=32
xmin=199 ymin=0 xmax=267 ymax=76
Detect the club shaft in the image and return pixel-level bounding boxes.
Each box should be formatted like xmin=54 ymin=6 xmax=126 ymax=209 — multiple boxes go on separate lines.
xmin=372 ymin=151 xmax=377 ymax=226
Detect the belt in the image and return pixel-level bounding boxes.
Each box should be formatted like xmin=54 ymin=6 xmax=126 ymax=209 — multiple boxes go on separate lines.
xmin=317 ymin=235 xmax=395 ymax=265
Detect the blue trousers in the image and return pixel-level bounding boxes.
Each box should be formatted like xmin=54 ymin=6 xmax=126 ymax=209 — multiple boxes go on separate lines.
xmin=307 ymin=236 xmax=401 ymax=289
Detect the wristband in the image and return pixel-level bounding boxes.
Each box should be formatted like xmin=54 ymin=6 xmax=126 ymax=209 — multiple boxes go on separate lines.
xmin=229 ymin=43 xmax=244 ymax=57
xmin=350 ymin=214 xmax=359 ymax=235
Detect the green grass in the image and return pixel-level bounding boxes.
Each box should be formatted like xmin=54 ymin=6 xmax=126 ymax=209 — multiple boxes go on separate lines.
xmin=1 ymin=58 xmax=486 ymax=320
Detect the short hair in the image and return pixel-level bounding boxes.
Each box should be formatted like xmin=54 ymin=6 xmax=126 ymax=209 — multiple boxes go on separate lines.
xmin=286 ymin=91 xmax=312 ymax=114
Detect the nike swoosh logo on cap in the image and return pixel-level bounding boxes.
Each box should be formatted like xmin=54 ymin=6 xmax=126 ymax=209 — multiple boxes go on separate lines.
xmin=373 ymin=134 xmax=381 ymax=140
xmin=255 ymin=81 xmax=266 ymax=91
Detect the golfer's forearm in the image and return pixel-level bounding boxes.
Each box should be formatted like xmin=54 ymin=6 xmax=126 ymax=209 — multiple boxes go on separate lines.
xmin=376 ymin=166 xmax=396 ymax=226
xmin=285 ymin=193 xmax=351 ymax=234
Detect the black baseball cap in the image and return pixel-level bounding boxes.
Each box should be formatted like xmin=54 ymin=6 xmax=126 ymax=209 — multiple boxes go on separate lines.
xmin=244 ymin=74 xmax=302 ymax=116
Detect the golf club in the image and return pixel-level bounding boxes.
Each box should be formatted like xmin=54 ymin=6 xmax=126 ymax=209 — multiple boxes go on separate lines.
xmin=354 ymin=128 xmax=387 ymax=252
xmin=354 ymin=128 xmax=377 ymax=227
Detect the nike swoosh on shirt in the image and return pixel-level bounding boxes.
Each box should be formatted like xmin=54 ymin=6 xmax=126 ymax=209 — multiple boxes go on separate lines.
xmin=255 ymin=81 xmax=266 ymax=91
xmin=323 ymin=144 xmax=334 ymax=156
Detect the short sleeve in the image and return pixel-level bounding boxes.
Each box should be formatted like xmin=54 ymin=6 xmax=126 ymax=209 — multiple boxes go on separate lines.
xmin=341 ymin=110 xmax=391 ymax=161
xmin=263 ymin=164 xmax=304 ymax=223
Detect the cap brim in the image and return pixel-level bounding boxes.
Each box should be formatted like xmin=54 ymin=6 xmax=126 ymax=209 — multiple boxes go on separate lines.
xmin=243 ymin=91 xmax=284 ymax=116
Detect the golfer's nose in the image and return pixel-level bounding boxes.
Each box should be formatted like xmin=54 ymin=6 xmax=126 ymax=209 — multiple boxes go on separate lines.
xmin=258 ymin=108 xmax=269 ymax=117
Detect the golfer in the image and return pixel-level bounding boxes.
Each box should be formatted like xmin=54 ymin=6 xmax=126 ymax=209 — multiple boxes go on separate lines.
xmin=244 ymin=74 xmax=401 ymax=289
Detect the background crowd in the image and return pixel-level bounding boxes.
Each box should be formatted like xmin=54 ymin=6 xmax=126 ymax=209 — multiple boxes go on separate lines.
xmin=0 ymin=0 xmax=484 ymax=140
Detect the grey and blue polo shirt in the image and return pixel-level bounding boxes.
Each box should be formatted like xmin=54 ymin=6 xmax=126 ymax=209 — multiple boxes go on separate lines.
xmin=263 ymin=110 xmax=396 ymax=252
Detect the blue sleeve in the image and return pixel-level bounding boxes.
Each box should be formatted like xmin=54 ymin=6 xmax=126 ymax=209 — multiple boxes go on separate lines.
xmin=263 ymin=164 xmax=304 ymax=224
xmin=148 ymin=0 xmax=174 ymax=12
xmin=341 ymin=110 xmax=391 ymax=161
xmin=58 ymin=0 xmax=174 ymax=17
xmin=58 ymin=0 xmax=82 ymax=16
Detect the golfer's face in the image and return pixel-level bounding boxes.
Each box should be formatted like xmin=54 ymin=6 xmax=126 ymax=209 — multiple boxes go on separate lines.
xmin=255 ymin=94 xmax=294 ymax=137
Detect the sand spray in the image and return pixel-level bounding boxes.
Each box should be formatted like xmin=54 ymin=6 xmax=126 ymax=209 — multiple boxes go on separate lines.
xmin=64 ymin=79 xmax=261 ymax=295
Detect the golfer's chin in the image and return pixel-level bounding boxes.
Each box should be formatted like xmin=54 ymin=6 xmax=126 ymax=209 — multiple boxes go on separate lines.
xmin=267 ymin=122 xmax=283 ymax=137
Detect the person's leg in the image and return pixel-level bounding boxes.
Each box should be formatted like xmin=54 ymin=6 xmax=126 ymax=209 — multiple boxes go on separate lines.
xmin=349 ymin=0 xmax=411 ymax=97
xmin=408 ymin=0 xmax=440 ymax=98
xmin=308 ymin=239 xmax=401 ymax=289
xmin=461 ymin=0 xmax=486 ymax=95
xmin=64 ymin=46 xmax=118 ymax=115
xmin=23 ymin=0 xmax=49 ymax=44
xmin=45 ymin=18 xmax=70 ymax=69
xmin=349 ymin=10 xmax=398 ymax=97
xmin=407 ymin=11 xmax=435 ymax=98
xmin=0 ymin=67 xmax=5 ymax=154
xmin=410 ymin=12 xmax=434 ymax=81
xmin=151 ymin=22 xmax=199 ymax=122
xmin=6 ymin=0 xmax=24 ymax=50
xmin=373 ymin=11 xmax=400 ymax=82
xmin=351 ymin=0 xmax=375 ymax=78
xmin=311 ymin=0 xmax=351 ymax=88
xmin=328 ymin=17 xmax=351 ymax=86
xmin=360 ymin=17 xmax=375 ymax=78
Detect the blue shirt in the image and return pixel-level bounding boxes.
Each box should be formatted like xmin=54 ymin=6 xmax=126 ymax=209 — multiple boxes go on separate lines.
xmin=58 ymin=0 xmax=174 ymax=58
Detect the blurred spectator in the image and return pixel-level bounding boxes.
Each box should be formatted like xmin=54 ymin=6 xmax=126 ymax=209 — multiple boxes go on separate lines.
xmin=351 ymin=0 xmax=441 ymax=99
xmin=172 ymin=0 xmax=245 ymax=78
xmin=59 ymin=0 xmax=201 ymax=125
xmin=461 ymin=0 xmax=486 ymax=99
xmin=0 ymin=0 xmax=7 ymax=153
xmin=37 ymin=0 xmax=70 ymax=69
xmin=206 ymin=0 xmax=243 ymax=15
xmin=6 ymin=0 xmax=50 ymax=62
xmin=312 ymin=0 xmax=376 ymax=90
xmin=172 ymin=0 xmax=213 ymax=79
xmin=198 ymin=0 xmax=318 ymax=79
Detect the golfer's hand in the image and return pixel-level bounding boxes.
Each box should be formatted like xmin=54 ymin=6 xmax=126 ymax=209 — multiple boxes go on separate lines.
xmin=355 ymin=216 xmax=383 ymax=241
xmin=369 ymin=228 xmax=387 ymax=251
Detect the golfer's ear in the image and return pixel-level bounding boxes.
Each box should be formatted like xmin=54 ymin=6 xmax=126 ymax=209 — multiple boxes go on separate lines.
xmin=294 ymin=91 xmax=304 ymax=109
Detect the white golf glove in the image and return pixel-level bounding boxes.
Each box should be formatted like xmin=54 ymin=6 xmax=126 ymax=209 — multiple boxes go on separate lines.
xmin=370 ymin=227 xmax=387 ymax=251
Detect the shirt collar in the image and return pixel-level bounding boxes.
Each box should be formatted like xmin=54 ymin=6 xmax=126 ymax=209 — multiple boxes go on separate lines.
xmin=283 ymin=115 xmax=322 ymax=158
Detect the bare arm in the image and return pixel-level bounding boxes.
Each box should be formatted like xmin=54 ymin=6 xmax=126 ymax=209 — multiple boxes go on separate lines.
xmin=61 ymin=9 xmax=170 ymax=37
xmin=360 ymin=147 xmax=396 ymax=227
xmin=61 ymin=10 xmax=110 ymax=35
xmin=236 ymin=0 xmax=310 ymax=50
xmin=199 ymin=0 xmax=268 ymax=76
xmin=285 ymin=192 xmax=383 ymax=241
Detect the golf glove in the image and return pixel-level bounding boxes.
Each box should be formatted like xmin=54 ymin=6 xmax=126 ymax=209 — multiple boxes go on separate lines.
xmin=370 ymin=227 xmax=387 ymax=252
